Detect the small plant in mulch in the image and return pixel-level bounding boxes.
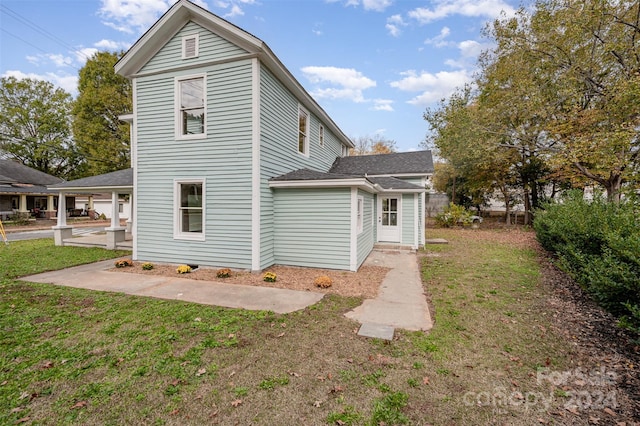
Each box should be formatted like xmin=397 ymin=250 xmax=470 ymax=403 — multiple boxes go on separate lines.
xmin=314 ymin=275 xmax=333 ymax=289
xmin=176 ymin=265 xmax=192 ymax=274
xmin=216 ymin=268 xmax=232 ymax=278
xmin=114 ymin=259 xmax=133 ymax=268
xmin=262 ymin=272 xmax=277 ymax=282
xmin=141 ymin=262 xmax=154 ymax=270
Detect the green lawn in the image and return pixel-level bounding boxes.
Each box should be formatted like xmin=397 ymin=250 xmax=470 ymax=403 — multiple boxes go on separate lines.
xmin=0 ymin=233 xmax=589 ymax=425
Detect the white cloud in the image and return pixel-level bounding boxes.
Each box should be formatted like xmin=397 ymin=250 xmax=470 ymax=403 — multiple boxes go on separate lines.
xmin=408 ymin=0 xmax=515 ymax=24
xmin=74 ymin=48 xmax=99 ymax=64
xmin=94 ymin=39 xmax=131 ymax=51
xmin=301 ymin=66 xmax=376 ymax=102
xmin=390 ymin=69 xmax=472 ymax=106
xmin=2 ymin=70 xmax=78 ymax=96
xmin=362 ymin=0 xmax=393 ymax=12
xmin=99 ymin=0 xmax=172 ymax=34
xmin=424 ymin=26 xmax=451 ymax=47
xmin=386 ymin=14 xmax=406 ymax=37
xmin=444 ymin=39 xmax=492 ymax=68
xmin=335 ymin=0 xmax=392 ymax=12
xmin=372 ymin=99 xmax=394 ymax=111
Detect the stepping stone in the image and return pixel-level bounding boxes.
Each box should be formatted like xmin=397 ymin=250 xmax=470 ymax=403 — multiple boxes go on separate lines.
xmin=357 ymin=323 xmax=395 ymax=341
xmin=425 ymin=238 xmax=448 ymax=244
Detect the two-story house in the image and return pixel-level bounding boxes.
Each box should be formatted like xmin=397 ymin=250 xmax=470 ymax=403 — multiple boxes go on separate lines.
xmin=52 ymin=0 xmax=433 ymax=271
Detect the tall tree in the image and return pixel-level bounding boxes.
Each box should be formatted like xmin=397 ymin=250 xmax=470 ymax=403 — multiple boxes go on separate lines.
xmin=487 ymin=0 xmax=640 ymax=202
xmin=350 ymin=134 xmax=397 ymax=155
xmin=73 ymin=51 xmax=132 ymax=175
xmin=0 ymin=76 xmax=85 ymax=179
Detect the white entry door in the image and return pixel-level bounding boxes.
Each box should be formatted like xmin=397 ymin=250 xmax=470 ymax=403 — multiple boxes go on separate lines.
xmin=378 ymin=195 xmax=400 ymax=242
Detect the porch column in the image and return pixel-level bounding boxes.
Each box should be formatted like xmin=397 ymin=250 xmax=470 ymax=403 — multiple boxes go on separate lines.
xmin=87 ymin=195 xmax=96 ymax=219
xmin=46 ymin=194 xmax=56 ymax=219
xmin=105 ymin=191 xmax=125 ymax=249
xmin=126 ymin=193 xmax=133 ymax=233
xmin=52 ymin=191 xmax=72 ymax=246
xmin=17 ymin=194 xmax=29 ymax=219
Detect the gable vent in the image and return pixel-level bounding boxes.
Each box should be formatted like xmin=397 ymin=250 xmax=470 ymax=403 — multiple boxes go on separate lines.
xmin=182 ymin=34 xmax=199 ymax=59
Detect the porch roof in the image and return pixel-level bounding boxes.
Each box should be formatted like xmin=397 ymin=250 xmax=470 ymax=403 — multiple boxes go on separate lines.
xmin=269 ymin=169 xmax=424 ymax=193
xmin=49 ymin=168 xmax=133 ymax=192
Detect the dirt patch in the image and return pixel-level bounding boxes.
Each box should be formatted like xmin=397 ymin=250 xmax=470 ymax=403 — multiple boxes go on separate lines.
xmin=112 ymin=261 xmax=390 ymax=299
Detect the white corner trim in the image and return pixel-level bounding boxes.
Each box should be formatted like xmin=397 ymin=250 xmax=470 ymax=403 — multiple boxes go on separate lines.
xmin=349 ymin=187 xmax=358 ymax=271
xmin=132 ymin=79 xmax=138 ymax=259
xmin=414 ymin=193 xmax=419 ymax=249
xmin=251 ymin=58 xmax=261 ymax=271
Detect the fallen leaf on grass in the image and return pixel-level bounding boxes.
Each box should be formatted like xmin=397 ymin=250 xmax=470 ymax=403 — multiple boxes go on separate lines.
xmin=196 ymin=368 xmax=206 ymax=377
xmin=603 ymin=408 xmax=616 ymax=417
xmin=589 ymin=416 xmax=600 ymax=424
xmin=10 ymin=407 xmax=23 ymax=413
xmin=71 ymin=401 xmax=87 ymax=410
xmin=423 ymin=376 xmax=430 ymax=385
xmin=537 ymin=418 xmax=549 ymax=424
xmin=288 ymin=371 xmax=301 ymax=377
xmin=170 ymin=409 xmax=179 ymax=415
xmin=277 ymin=332 xmax=285 ymax=338
xmin=41 ymin=361 xmax=54 ymax=369
xmin=329 ymin=385 xmax=344 ymax=394
xmin=313 ymin=400 xmax=322 ymax=408
xmin=15 ymin=417 xmax=30 ymax=424
xmin=231 ymin=399 xmax=242 ymax=407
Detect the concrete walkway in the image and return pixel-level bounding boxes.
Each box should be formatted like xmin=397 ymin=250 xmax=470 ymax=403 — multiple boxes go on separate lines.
xmin=346 ymin=250 xmax=433 ymax=336
xmin=19 ymin=250 xmax=433 ymax=335
xmin=20 ymin=260 xmax=324 ymax=314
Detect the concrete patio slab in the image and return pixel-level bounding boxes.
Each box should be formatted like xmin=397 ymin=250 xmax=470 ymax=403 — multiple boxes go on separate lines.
xmin=357 ymin=323 xmax=395 ymax=340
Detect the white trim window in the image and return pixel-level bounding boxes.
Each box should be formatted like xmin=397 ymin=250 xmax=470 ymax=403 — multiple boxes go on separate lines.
xmin=298 ymin=105 xmax=309 ymax=156
xmin=182 ymin=34 xmax=199 ymax=59
xmin=174 ymin=179 xmax=205 ymax=240
xmin=357 ymin=196 xmax=364 ymax=234
xmin=319 ymin=124 xmax=324 ymax=147
xmin=176 ymin=75 xmax=206 ymax=139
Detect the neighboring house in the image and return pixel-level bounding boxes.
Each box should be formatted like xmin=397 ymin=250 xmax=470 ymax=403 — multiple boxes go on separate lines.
xmin=75 ymin=194 xmax=131 ymax=220
xmin=0 ymin=159 xmax=68 ymax=220
xmin=52 ymin=0 xmax=434 ymax=271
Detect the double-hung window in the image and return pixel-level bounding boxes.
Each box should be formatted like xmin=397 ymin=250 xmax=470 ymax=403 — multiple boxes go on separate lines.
xmin=176 ymin=75 xmax=205 ymax=139
xmin=298 ymin=105 xmax=309 ymax=155
xmin=174 ymin=179 xmax=205 ymax=240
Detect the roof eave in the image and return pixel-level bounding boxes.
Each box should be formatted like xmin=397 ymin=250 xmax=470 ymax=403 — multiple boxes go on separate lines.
xmin=269 ymin=178 xmax=377 ymax=192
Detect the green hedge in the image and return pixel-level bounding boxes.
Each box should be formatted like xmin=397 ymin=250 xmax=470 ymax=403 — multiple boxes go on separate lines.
xmin=534 ymin=191 xmax=640 ymax=334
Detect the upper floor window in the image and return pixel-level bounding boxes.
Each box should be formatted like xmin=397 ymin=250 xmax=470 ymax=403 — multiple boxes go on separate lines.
xmin=319 ymin=124 xmax=324 ymax=147
xmin=176 ymin=75 xmax=205 ymax=139
xmin=182 ymin=34 xmax=199 ymax=59
xmin=298 ymin=105 xmax=309 ymax=156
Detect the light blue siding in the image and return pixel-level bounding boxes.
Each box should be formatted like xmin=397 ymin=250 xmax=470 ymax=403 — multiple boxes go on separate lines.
xmin=401 ymin=193 xmax=415 ymax=246
xmin=135 ymin=59 xmax=254 ymax=269
xmin=141 ymin=22 xmax=248 ymax=74
xmin=356 ymin=190 xmax=375 ymax=268
xmin=273 ymin=188 xmax=351 ymax=270
xmin=259 ymin=65 xmax=347 ymax=269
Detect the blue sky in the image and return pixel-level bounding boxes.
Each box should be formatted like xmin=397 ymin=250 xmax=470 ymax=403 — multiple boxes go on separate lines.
xmin=0 ymin=0 xmax=520 ymax=152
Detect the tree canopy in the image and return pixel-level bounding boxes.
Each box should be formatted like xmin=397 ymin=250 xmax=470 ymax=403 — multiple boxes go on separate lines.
xmin=424 ymin=0 xmax=640 ymax=210
xmin=0 ymin=76 xmax=85 ymax=179
xmin=73 ymin=51 xmax=132 ymax=175
xmin=350 ymin=134 xmax=397 ymax=155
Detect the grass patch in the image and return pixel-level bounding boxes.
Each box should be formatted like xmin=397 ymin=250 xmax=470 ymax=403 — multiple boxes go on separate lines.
xmin=0 ymin=232 xmax=579 ymax=424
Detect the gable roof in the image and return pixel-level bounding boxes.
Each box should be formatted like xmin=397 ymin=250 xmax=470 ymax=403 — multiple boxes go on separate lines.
xmin=329 ymin=150 xmax=434 ymax=176
xmin=49 ymin=168 xmax=133 ymax=192
xmin=0 ymin=159 xmax=63 ymax=186
xmin=115 ymin=0 xmax=353 ymax=148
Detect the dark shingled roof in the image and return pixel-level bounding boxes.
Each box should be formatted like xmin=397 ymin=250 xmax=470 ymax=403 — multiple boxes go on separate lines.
xmin=270 ymin=168 xmax=360 ymax=182
xmin=50 ymin=168 xmax=133 ymax=189
xmin=329 ymin=150 xmax=434 ymax=176
xmin=368 ymin=176 xmax=423 ymax=190
xmin=0 ymin=159 xmax=63 ymax=185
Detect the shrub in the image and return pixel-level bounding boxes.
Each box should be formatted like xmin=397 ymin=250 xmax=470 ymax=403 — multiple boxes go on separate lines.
xmin=114 ymin=259 xmax=133 ymax=268
xmin=141 ymin=262 xmax=154 ymax=270
xmin=216 ymin=268 xmax=231 ymax=278
xmin=435 ymin=203 xmax=473 ymax=227
xmin=262 ymin=272 xmax=277 ymax=282
xmin=534 ymin=191 xmax=640 ymax=333
xmin=314 ymin=275 xmax=333 ymax=288
xmin=176 ymin=265 xmax=192 ymax=274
